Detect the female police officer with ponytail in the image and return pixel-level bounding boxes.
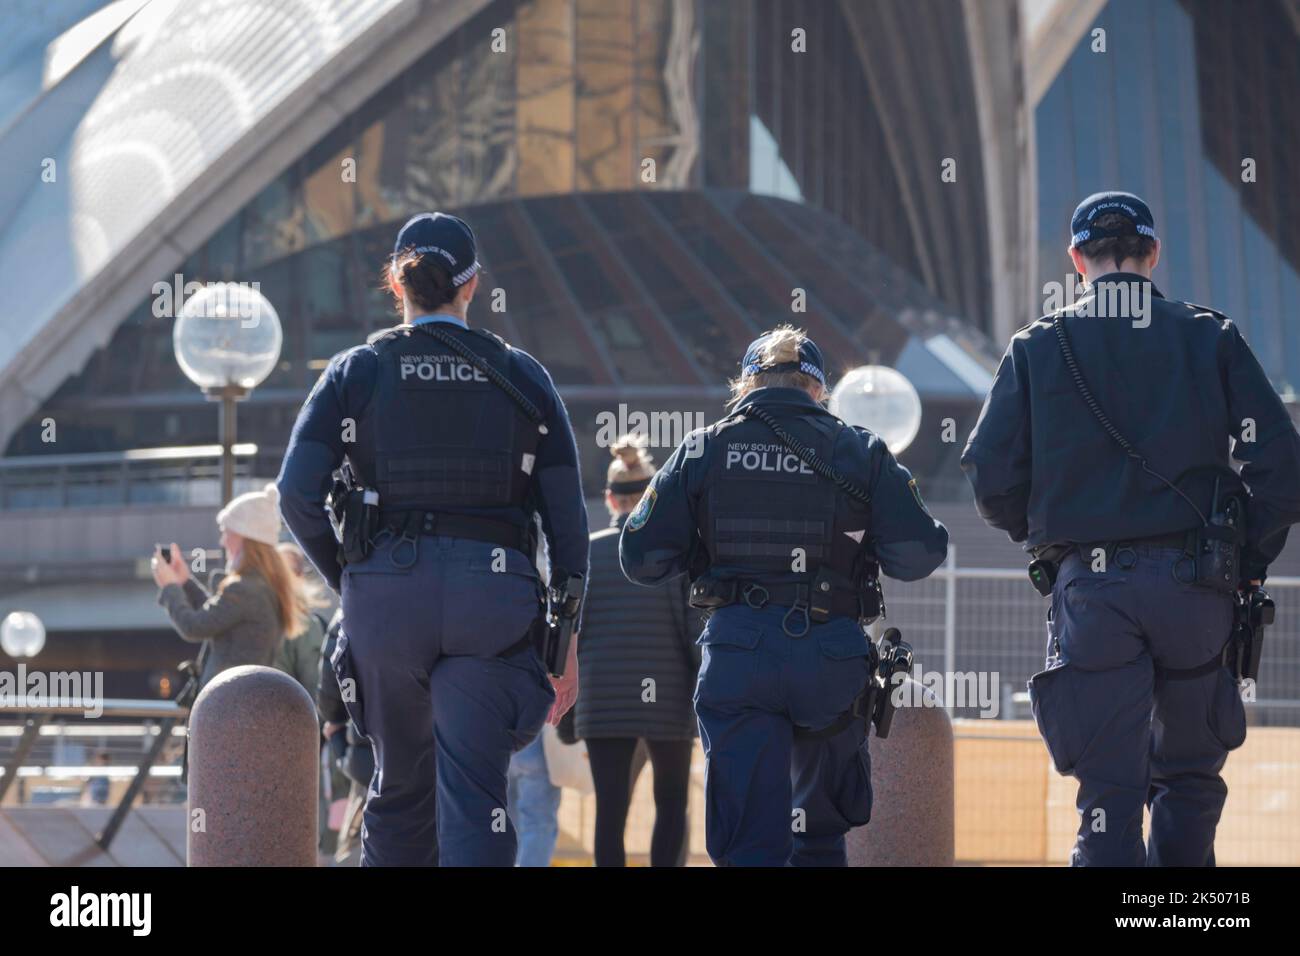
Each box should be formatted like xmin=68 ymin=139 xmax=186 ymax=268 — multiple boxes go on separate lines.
xmin=620 ymin=326 xmax=948 ymax=866
xmin=278 ymin=212 xmax=588 ymax=866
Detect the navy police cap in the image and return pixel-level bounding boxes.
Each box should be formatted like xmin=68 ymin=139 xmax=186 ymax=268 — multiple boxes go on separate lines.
xmin=392 ymin=212 xmax=481 ymax=287
xmin=741 ymin=331 xmax=827 ymax=388
xmin=1070 ymin=191 xmax=1157 ymax=248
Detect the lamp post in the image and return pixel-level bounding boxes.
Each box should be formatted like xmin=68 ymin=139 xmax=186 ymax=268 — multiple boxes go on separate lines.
xmin=173 ymin=283 xmax=282 ymax=504
xmin=0 ymin=610 xmax=45 ymax=804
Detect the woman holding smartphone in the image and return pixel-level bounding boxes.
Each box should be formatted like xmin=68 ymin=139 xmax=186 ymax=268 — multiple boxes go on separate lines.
xmin=152 ymin=483 xmax=309 ymax=690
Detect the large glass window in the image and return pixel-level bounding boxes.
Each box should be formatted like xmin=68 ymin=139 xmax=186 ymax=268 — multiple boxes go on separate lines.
xmin=241 ymin=173 xmax=304 ymax=270
xmin=300 ymin=120 xmax=358 ymax=246
xmin=302 ymin=241 xmax=361 ymax=374
xmin=1035 ymin=0 xmax=1300 ymax=395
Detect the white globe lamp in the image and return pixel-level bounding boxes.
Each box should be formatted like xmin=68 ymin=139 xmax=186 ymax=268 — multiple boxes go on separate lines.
xmin=829 ymin=365 xmax=923 ymax=455
xmin=173 ymin=283 xmax=282 ymax=503
xmin=1 ymin=611 xmax=46 ymax=659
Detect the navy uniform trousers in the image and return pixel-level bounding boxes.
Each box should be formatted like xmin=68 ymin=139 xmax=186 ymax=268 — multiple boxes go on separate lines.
xmin=1029 ymin=545 xmax=1247 ymax=866
xmin=694 ymin=604 xmax=873 ymax=866
xmin=332 ymin=534 xmax=555 ymax=867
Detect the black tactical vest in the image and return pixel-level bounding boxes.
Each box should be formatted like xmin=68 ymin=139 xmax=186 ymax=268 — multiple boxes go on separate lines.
xmin=359 ymin=325 xmax=541 ymax=512
xmin=696 ymin=406 xmax=874 ymax=588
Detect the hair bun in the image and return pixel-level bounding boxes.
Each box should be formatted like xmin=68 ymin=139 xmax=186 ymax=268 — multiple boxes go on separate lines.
xmin=402 ymin=253 xmax=453 ymax=291
xmin=761 ymin=326 xmax=802 ymax=366
xmin=611 ymin=433 xmax=649 ymax=466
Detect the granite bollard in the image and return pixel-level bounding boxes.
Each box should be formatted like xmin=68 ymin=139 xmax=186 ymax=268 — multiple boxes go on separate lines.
xmin=187 ymin=665 xmax=319 ymax=866
xmin=847 ymin=677 xmax=954 ymax=866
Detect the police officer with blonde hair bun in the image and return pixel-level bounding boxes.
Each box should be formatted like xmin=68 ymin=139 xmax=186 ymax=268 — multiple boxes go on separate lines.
xmin=620 ymin=325 xmax=948 ymax=866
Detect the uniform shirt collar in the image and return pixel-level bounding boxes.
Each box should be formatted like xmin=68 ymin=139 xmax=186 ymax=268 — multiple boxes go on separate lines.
xmin=731 ymin=386 xmax=826 ymax=414
xmin=1089 ymin=271 xmax=1164 ymax=299
xmin=409 ymin=312 xmax=468 ymax=328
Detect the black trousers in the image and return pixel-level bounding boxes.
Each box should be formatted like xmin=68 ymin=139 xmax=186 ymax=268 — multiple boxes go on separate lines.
xmin=585 ymin=737 xmax=693 ymax=866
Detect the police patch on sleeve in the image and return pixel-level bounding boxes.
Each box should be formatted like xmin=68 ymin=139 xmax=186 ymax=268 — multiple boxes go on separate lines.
xmin=626 ymin=487 xmax=657 ymax=532
xmin=909 ymin=478 xmax=931 ymax=516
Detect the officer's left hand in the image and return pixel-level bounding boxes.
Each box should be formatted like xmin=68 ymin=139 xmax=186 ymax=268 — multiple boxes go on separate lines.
xmin=546 ymin=636 xmax=579 ymax=725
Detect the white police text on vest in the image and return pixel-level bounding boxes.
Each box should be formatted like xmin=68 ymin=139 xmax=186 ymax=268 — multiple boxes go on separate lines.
xmin=726 ymin=443 xmax=813 ymax=475
xmin=399 ymin=355 xmax=488 ymax=383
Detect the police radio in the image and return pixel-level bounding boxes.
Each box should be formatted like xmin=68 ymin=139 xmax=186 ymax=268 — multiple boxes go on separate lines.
xmin=1196 ymin=486 xmax=1244 ymax=594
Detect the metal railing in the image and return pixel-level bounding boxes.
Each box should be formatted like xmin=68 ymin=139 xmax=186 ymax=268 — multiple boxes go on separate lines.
xmin=0 ymin=445 xmax=260 ymax=510
xmin=0 ymin=699 xmax=188 ymax=851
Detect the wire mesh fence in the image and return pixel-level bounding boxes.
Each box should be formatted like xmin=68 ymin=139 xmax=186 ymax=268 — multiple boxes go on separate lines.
xmin=884 ymin=552 xmax=1300 ymax=726
xmin=882 ymin=553 xmax=1300 ymax=864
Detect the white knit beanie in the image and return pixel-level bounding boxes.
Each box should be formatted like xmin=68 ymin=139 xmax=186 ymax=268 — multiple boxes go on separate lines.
xmin=216 ymin=482 xmax=282 ymax=546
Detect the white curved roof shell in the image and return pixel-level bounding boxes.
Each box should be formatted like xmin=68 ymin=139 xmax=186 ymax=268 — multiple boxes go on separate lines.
xmin=0 ymin=0 xmax=485 ymax=449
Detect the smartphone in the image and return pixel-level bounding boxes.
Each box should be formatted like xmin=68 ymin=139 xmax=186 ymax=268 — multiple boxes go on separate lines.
xmin=157 ymin=544 xmax=171 ymax=564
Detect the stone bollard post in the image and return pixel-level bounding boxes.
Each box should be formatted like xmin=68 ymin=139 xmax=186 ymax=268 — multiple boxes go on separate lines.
xmin=187 ymin=665 xmax=319 ymax=866
xmin=847 ymin=677 xmax=954 ymax=866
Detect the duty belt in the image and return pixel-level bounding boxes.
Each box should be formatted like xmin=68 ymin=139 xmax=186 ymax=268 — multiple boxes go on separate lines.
xmin=689 ymin=578 xmax=868 ymax=636
xmin=1077 ymin=530 xmax=1197 ymax=568
xmin=377 ymin=509 xmax=531 ymax=554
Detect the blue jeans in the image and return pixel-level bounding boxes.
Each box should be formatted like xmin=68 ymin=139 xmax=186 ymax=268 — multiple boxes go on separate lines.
xmin=507 ymin=735 xmax=562 ymax=866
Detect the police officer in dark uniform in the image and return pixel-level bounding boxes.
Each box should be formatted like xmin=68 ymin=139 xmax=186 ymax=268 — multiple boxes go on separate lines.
xmin=620 ymin=326 xmax=949 ymax=866
xmin=278 ymin=212 xmax=589 ymax=866
xmin=962 ymin=191 xmax=1300 ymax=866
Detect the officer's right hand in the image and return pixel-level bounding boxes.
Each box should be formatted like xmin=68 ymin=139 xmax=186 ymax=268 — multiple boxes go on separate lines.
xmin=546 ymin=636 xmax=579 ymax=725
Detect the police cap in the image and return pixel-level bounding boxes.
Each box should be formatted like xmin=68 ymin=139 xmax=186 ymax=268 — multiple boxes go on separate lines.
xmin=1070 ymin=191 xmax=1158 ymax=248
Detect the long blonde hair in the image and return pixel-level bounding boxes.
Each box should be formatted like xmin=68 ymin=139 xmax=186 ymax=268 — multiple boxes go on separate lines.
xmin=277 ymin=542 xmax=330 ymax=613
xmin=606 ymin=434 xmax=656 ymax=514
xmin=727 ymin=325 xmax=823 ymax=407
xmin=220 ymin=539 xmax=310 ymax=639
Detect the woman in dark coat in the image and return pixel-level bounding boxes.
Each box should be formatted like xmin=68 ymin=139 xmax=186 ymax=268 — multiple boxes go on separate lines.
xmin=575 ymin=437 xmax=700 ymax=866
